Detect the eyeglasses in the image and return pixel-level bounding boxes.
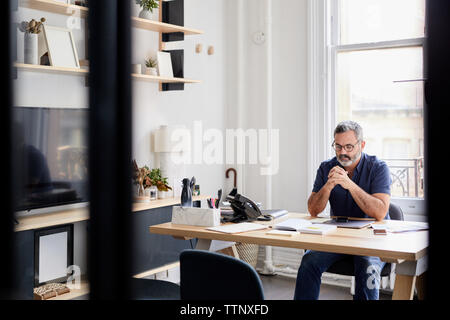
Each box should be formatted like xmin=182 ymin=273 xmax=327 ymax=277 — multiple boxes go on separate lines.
xmin=332 ymin=141 xmax=360 ymax=152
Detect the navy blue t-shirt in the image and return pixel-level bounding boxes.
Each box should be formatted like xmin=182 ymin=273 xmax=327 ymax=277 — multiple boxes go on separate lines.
xmin=312 ymin=153 xmax=392 ymax=219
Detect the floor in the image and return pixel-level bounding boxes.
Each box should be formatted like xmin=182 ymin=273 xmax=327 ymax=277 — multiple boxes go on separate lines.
xmin=74 ymin=275 xmax=392 ymax=300
xmin=260 ymin=274 xmax=393 ymax=300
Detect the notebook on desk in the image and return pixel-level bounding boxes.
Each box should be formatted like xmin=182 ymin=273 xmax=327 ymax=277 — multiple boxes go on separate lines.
xmin=261 ymin=209 xmax=288 ymax=219
xmin=324 ymin=219 xmax=374 ymax=229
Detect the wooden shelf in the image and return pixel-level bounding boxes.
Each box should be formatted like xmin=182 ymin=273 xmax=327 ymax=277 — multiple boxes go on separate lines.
xmin=20 ymin=0 xmax=204 ymax=35
xmin=132 ymin=73 xmax=200 ymax=84
xmin=132 ymin=16 xmax=203 ymax=35
xmin=15 ymin=195 xmax=209 ymax=232
xmin=14 ymin=63 xmax=200 ymax=84
xmin=45 ymin=279 xmax=89 ymax=300
xmin=14 ymin=63 xmax=88 ymax=76
xmin=19 ymin=0 xmax=88 ymax=18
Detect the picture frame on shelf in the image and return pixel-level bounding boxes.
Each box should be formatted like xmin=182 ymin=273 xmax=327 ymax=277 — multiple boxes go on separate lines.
xmin=157 ymin=51 xmax=174 ymax=78
xmin=41 ymin=25 xmax=80 ymax=68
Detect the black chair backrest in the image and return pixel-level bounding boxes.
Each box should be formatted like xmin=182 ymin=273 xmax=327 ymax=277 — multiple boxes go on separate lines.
xmin=180 ymin=249 xmax=265 ymax=300
xmin=389 ymin=202 xmax=404 ymax=221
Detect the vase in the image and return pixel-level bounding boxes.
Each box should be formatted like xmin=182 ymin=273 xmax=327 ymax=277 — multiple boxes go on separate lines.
xmin=145 ymin=67 xmax=158 ymax=76
xmin=158 ymin=190 xmax=168 ymax=199
xmin=132 ymin=63 xmax=142 ymax=74
xmin=139 ymin=8 xmax=157 ymax=20
xmin=24 ymin=33 xmax=38 ymax=65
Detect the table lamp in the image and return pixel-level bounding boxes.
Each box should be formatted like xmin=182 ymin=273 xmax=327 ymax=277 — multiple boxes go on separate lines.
xmin=154 ymin=125 xmax=191 ymax=198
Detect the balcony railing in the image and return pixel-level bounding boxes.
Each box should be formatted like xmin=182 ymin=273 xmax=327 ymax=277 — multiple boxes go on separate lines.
xmin=382 ymin=157 xmax=424 ymax=198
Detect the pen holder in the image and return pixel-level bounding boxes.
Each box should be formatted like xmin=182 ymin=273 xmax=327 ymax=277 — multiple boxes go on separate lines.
xmin=172 ymin=206 xmax=221 ymax=227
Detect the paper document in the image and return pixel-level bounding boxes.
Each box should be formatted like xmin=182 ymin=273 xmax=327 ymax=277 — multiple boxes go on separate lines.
xmin=299 ymin=224 xmax=337 ymax=235
xmin=371 ymin=222 xmax=428 ymax=233
xmin=207 ymin=222 xmax=268 ymax=234
xmin=274 ymin=218 xmax=312 ymax=231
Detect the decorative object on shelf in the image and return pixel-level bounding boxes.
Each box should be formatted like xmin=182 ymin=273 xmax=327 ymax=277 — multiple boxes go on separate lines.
xmin=181 ymin=176 xmax=195 ymax=207
xmin=208 ymin=45 xmax=215 ymax=55
xmin=156 ymin=51 xmax=174 ymax=78
xmin=147 ymin=168 xmax=172 ymax=199
xmin=149 ymin=185 xmax=158 ymax=200
xmin=132 ymin=160 xmax=150 ymax=203
xmin=34 ymin=282 xmax=71 ymax=300
xmin=41 ymin=25 xmax=80 ymax=68
xmin=74 ymin=0 xmax=88 ymax=7
xmin=132 ymin=63 xmax=142 ymax=74
xmin=136 ymin=0 xmax=159 ymax=20
xmin=19 ymin=17 xmax=46 ymax=65
xmin=193 ymin=184 xmax=200 ymax=196
xmin=144 ymin=57 xmax=158 ymax=76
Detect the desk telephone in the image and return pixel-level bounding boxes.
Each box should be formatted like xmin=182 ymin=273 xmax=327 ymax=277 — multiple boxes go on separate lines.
xmin=224 ymin=193 xmax=272 ymax=223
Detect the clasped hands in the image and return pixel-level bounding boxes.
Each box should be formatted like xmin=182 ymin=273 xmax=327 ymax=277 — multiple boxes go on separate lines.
xmin=326 ymin=166 xmax=354 ymax=190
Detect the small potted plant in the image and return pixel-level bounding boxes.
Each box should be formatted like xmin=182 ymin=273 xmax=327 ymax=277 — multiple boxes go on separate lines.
xmin=147 ymin=168 xmax=172 ymax=199
xmin=144 ymin=57 xmax=158 ymax=76
xmin=136 ymin=0 xmax=159 ymax=20
xmin=19 ymin=17 xmax=46 ymax=65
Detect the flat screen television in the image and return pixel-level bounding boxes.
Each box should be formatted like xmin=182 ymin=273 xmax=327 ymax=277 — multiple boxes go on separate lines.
xmin=13 ymin=106 xmax=89 ymax=215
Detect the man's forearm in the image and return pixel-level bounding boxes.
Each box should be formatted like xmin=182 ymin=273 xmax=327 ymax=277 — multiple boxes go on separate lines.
xmin=308 ymin=184 xmax=333 ymax=217
xmin=348 ymin=183 xmax=387 ymax=220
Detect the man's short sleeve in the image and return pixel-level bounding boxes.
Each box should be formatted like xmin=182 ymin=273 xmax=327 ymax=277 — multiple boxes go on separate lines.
xmin=312 ymin=164 xmax=327 ymax=193
xmin=370 ymin=161 xmax=392 ymax=195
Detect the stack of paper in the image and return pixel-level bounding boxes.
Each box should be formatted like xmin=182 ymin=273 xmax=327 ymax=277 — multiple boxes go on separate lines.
xmin=299 ymin=224 xmax=337 ymax=235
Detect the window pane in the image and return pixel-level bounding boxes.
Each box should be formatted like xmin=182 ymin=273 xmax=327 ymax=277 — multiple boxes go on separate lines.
xmin=337 ymin=47 xmax=424 ymax=198
xmin=339 ymin=0 xmax=425 ymax=44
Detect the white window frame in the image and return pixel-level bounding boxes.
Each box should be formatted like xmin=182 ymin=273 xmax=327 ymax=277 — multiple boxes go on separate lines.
xmin=307 ymin=0 xmax=426 ymax=218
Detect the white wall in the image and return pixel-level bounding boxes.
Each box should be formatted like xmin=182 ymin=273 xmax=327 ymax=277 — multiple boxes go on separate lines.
xmin=227 ymin=0 xmax=309 ymax=212
xmin=132 ymin=0 xmax=227 ymax=198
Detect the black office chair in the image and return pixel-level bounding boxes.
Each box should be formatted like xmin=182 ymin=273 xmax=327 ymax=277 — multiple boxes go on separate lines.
xmin=130 ymin=278 xmax=180 ymax=300
xmin=325 ymin=203 xmax=404 ymax=281
xmin=179 ymin=249 xmax=265 ymax=300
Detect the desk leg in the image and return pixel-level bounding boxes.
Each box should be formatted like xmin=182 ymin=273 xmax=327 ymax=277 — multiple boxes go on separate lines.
xmin=415 ymin=272 xmax=426 ymax=300
xmin=392 ymin=256 xmax=427 ymax=300
xmin=392 ymin=275 xmax=416 ymax=300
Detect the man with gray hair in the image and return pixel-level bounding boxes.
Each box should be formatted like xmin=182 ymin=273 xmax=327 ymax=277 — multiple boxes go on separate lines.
xmin=294 ymin=120 xmax=392 ymax=300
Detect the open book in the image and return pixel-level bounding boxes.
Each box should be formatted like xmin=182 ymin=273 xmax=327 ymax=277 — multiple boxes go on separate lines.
xmin=274 ymin=218 xmax=337 ymax=235
xmin=273 ymin=218 xmax=312 ymax=231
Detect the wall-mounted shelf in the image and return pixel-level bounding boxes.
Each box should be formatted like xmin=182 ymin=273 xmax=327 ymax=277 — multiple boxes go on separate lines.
xmin=132 ymin=73 xmax=200 ymax=84
xmin=20 ymin=0 xmax=204 ymax=36
xmin=17 ymin=0 xmax=202 ymax=90
xmin=132 ymin=16 xmax=203 ymax=35
xmin=19 ymin=0 xmax=88 ymax=18
xmin=14 ymin=63 xmax=200 ymax=85
xmin=14 ymin=62 xmax=88 ymax=76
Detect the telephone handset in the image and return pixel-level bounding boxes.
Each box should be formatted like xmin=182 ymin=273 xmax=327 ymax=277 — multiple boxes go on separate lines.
xmin=225 ymin=193 xmax=272 ymax=223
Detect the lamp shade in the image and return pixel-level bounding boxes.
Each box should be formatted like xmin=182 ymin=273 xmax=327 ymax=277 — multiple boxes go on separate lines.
xmin=154 ymin=125 xmax=190 ymax=153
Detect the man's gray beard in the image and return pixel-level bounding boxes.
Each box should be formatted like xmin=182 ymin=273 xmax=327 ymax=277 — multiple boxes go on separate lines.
xmin=337 ymin=150 xmax=361 ymax=167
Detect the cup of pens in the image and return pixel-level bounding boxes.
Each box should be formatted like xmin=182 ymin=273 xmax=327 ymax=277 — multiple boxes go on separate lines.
xmin=207 ymin=189 xmax=222 ymax=209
